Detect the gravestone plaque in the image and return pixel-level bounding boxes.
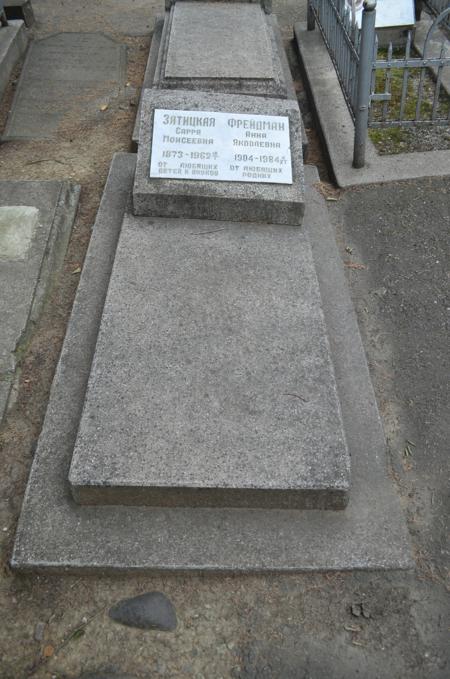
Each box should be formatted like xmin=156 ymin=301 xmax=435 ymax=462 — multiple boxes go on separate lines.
xmin=150 ymin=109 xmax=292 ymax=184
xmin=133 ymin=89 xmax=305 ymax=225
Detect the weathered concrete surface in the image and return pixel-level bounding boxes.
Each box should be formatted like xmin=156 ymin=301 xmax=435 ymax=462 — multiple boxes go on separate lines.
xmin=69 ymin=208 xmax=350 ymax=509
xmin=3 ymin=32 xmax=126 ymax=140
xmin=295 ymin=23 xmax=450 ymax=188
xmin=154 ymin=3 xmax=289 ymax=98
xmin=11 ymin=155 xmax=411 ymax=572
xmin=0 ymin=181 xmax=80 ymax=424
xmin=165 ymin=4 xmax=274 ymax=79
xmin=133 ymin=89 xmax=305 ymax=225
xmin=0 ymin=19 xmax=28 ymax=104
xmin=165 ymin=0 xmax=273 ymax=15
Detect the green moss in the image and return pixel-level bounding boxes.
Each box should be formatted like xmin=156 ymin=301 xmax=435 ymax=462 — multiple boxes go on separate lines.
xmin=369 ymin=46 xmax=450 ymax=154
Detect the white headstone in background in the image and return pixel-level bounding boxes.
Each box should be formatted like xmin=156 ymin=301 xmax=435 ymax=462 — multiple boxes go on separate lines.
xmin=150 ymin=109 xmax=293 ymax=185
xmin=346 ymin=0 xmax=415 ymax=29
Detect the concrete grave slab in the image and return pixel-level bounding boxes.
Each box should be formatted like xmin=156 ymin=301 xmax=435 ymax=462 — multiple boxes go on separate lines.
xmin=153 ymin=3 xmax=289 ymax=98
xmin=68 ymin=205 xmax=350 ymax=509
xmin=11 ymin=154 xmax=412 ymax=573
xmin=133 ymin=89 xmax=305 ymax=225
xmin=0 ymin=19 xmax=28 ymax=104
xmin=165 ymin=0 xmax=272 ymax=16
xmin=0 ymin=181 xmax=80 ymax=424
xmin=3 ymin=32 xmax=126 ymax=141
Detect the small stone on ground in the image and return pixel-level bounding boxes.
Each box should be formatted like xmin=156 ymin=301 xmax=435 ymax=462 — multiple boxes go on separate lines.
xmin=109 ymin=592 xmax=177 ymax=632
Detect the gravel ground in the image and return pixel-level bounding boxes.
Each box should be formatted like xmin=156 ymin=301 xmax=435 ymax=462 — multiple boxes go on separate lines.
xmin=370 ymin=124 xmax=450 ymax=154
xmin=0 ymin=2 xmax=449 ymax=679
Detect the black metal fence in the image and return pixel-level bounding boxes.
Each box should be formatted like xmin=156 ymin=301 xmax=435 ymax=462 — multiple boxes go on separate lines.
xmin=307 ymin=0 xmax=450 ymax=167
xmin=424 ymin=0 xmax=450 ymax=32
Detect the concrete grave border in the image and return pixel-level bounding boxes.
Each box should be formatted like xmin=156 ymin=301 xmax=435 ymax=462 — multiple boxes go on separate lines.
xmin=11 ymin=154 xmax=412 ymax=573
xmin=295 ymin=23 xmax=450 ymax=189
xmin=0 ymin=19 xmax=28 ymax=104
xmin=0 ymin=180 xmax=80 ymax=425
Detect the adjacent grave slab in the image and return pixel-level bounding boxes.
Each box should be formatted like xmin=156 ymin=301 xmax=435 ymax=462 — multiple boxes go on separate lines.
xmin=11 ymin=154 xmax=412 ymax=572
xmin=69 ymin=201 xmax=350 ymax=509
xmin=153 ymin=3 xmax=290 ymax=98
xmin=0 ymin=19 xmax=28 ymax=104
xmin=133 ymin=89 xmax=305 ymax=225
xmin=3 ymin=32 xmax=126 ymax=140
xmin=165 ymin=0 xmax=272 ymax=17
xmin=0 ymin=181 xmax=80 ymax=423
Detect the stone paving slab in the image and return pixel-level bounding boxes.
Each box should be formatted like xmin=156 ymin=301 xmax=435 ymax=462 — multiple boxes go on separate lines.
xmin=69 ymin=204 xmax=350 ymax=509
xmin=153 ymin=3 xmax=289 ymax=98
xmin=3 ymin=32 xmax=126 ymax=141
xmin=11 ymin=154 xmax=412 ymax=572
xmin=133 ymin=89 xmax=305 ymax=225
xmin=0 ymin=180 xmax=80 ymax=424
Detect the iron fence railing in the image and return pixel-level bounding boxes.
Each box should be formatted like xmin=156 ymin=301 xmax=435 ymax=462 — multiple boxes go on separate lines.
xmin=369 ymin=21 xmax=450 ymax=130
xmin=307 ymin=0 xmax=450 ymax=167
xmin=424 ymin=0 xmax=450 ymax=31
xmin=307 ymin=0 xmax=361 ymax=119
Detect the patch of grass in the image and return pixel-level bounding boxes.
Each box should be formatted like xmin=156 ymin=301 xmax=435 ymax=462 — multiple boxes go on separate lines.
xmin=368 ymin=45 xmax=450 ymax=153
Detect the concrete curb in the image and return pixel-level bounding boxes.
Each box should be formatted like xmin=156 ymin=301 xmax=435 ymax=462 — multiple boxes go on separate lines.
xmin=295 ymin=23 xmax=450 ymax=188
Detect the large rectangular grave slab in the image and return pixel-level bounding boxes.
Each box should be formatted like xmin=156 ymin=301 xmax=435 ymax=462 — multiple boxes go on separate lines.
xmin=0 ymin=180 xmax=80 ymax=423
xmin=3 ymin=32 xmax=126 ymax=141
xmin=68 ymin=205 xmax=351 ymax=509
xmin=133 ymin=89 xmax=305 ymax=225
xmin=11 ymin=155 xmax=412 ymax=572
xmin=153 ymin=2 xmax=290 ymax=98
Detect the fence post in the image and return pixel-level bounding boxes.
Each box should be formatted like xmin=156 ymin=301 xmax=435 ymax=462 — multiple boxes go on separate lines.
xmin=353 ymin=0 xmax=377 ymax=169
xmin=307 ymin=1 xmax=315 ymax=31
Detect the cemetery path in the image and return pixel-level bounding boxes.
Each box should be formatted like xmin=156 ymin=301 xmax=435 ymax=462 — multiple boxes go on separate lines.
xmin=0 ymin=2 xmax=448 ymax=679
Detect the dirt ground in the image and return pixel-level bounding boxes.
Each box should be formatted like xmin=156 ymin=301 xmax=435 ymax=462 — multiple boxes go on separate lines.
xmin=0 ymin=2 xmax=448 ymax=678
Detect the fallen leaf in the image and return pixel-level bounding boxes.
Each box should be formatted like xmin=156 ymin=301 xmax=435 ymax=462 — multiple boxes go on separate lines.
xmin=43 ymin=645 xmax=54 ymax=658
xmin=344 ymin=262 xmax=366 ymax=270
xmin=100 ymin=104 xmax=108 ymax=111
xmin=344 ymin=624 xmax=362 ymax=632
xmin=71 ymin=266 xmax=81 ymax=275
